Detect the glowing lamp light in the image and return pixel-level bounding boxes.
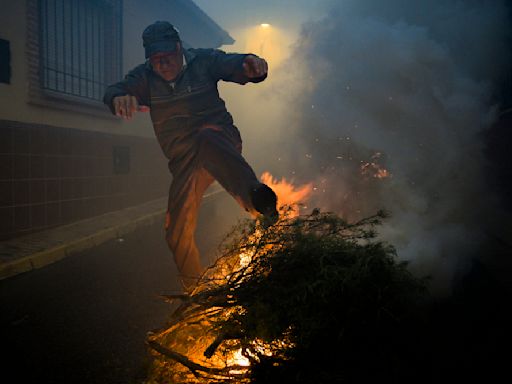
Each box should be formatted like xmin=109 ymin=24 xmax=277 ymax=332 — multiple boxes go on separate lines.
xmin=260 ymin=23 xmax=270 ymax=28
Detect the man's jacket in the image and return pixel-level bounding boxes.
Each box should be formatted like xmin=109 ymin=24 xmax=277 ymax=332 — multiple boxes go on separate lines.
xmin=103 ymin=48 xmax=266 ymax=164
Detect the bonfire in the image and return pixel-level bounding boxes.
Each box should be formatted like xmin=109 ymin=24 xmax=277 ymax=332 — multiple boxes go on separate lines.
xmin=145 ymin=175 xmax=427 ymax=384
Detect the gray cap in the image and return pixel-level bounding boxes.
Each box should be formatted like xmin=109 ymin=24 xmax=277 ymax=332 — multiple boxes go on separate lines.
xmin=142 ymin=21 xmax=181 ymax=58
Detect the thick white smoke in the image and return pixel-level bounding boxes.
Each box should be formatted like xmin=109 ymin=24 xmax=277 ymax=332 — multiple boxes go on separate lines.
xmin=254 ymin=0 xmax=511 ymax=295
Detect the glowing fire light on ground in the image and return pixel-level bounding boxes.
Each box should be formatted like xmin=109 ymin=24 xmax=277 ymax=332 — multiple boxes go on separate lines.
xmin=228 ymin=348 xmax=251 ymax=374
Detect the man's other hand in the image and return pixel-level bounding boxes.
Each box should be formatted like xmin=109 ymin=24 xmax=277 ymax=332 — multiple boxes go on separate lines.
xmin=243 ymin=55 xmax=268 ymax=79
xmin=113 ymin=95 xmax=149 ymax=120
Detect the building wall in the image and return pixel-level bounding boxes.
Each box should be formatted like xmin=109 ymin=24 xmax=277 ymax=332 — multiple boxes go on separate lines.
xmin=0 ymin=0 xmax=153 ymax=137
xmin=0 ymin=119 xmax=168 ymax=240
xmin=0 ymin=0 xmax=233 ymax=136
xmin=0 ymin=0 xmax=233 ymax=240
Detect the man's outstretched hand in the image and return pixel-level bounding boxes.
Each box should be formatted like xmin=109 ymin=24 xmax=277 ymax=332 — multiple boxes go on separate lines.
xmin=243 ymin=55 xmax=268 ymax=79
xmin=113 ymin=95 xmax=150 ymax=120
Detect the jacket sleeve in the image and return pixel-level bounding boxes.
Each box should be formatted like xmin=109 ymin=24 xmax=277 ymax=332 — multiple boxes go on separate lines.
xmin=103 ymin=64 xmax=150 ymax=115
xmin=206 ymin=49 xmax=267 ymax=85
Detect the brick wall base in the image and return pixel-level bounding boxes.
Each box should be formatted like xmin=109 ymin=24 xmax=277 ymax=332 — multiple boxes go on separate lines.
xmin=0 ymin=120 xmax=169 ymax=240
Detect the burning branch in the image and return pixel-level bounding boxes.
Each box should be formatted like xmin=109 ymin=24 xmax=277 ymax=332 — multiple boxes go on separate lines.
xmin=146 ymin=209 xmax=427 ymax=384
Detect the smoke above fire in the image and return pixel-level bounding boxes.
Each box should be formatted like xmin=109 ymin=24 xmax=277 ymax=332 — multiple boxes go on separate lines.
xmin=230 ymin=0 xmax=511 ymax=295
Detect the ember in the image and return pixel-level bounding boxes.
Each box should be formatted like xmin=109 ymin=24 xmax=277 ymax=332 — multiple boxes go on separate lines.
xmin=360 ymin=152 xmax=391 ymax=179
xmin=360 ymin=161 xmax=391 ymax=179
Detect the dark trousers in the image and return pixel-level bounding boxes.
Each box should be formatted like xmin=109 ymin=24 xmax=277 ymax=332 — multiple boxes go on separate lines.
xmin=165 ymin=125 xmax=260 ymax=289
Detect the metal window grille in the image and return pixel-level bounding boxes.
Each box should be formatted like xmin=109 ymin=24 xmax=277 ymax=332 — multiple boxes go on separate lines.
xmin=39 ymin=0 xmax=122 ymax=101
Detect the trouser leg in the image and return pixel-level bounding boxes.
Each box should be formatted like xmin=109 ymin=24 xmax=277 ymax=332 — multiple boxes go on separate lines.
xmin=166 ymin=165 xmax=214 ymax=289
xmin=196 ymin=126 xmax=261 ymax=216
xmin=165 ymin=125 xmax=266 ymax=290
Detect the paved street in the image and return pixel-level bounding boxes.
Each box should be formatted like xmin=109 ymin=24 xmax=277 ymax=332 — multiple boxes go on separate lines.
xmin=0 ymin=192 xmax=243 ymax=384
xmin=1 ymin=187 xmax=511 ymax=384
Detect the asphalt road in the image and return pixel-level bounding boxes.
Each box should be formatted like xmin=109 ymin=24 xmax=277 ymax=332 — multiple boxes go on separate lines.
xmin=1 ymin=188 xmax=511 ymax=384
xmin=0 ymin=192 xmax=244 ymax=384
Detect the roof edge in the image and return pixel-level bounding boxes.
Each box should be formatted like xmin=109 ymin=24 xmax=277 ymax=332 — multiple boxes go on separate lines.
xmin=175 ymin=0 xmax=235 ymax=46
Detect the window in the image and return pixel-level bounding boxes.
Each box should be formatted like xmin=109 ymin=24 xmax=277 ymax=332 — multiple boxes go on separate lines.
xmin=39 ymin=0 xmax=122 ymax=102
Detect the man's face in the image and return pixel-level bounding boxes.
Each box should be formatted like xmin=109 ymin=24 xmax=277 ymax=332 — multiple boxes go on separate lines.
xmin=150 ymin=43 xmax=183 ymax=81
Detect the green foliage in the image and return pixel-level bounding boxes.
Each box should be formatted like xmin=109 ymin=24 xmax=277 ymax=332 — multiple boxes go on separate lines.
xmin=147 ymin=210 xmax=429 ymax=384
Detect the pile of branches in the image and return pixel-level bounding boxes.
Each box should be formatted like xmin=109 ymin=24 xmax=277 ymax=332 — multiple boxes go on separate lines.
xmin=146 ymin=210 xmax=429 ymax=384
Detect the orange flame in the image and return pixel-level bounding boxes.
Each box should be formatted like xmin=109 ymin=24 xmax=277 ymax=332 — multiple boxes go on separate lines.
xmin=260 ymin=172 xmax=313 ymax=218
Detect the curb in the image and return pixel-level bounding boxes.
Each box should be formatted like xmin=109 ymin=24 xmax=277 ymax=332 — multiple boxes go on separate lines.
xmin=0 ymin=205 xmax=165 ymax=281
xmin=0 ymin=188 xmax=226 ymax=281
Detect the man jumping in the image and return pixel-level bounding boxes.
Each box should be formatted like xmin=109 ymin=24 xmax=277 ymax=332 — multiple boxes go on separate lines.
xmin=103 ymin=21 xmax=278 ymax=290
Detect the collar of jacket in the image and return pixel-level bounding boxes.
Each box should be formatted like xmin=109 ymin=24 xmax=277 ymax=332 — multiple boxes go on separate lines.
xmin=183 ymin=48 xmax=196 ymax=63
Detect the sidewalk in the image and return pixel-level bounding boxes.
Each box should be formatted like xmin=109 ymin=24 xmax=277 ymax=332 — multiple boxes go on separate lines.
xmin=0 ymin=198 xmax=168 ymax=281
xmin=0 ymin=186 xmax=227 ymax=281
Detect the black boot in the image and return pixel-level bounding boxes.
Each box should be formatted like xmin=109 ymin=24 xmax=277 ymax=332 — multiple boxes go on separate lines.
xmin=250 ymin=183 xmax=279 ymax=225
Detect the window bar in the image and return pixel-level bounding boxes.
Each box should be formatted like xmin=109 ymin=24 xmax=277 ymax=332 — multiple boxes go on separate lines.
xmin=60 ymin=0 xmax=65 ymax=92
xmin=101 ymin=6 xmax=105 ymax=96
xmin=91 ymin=1 xmax=95 ymax=100
xmin=71 ymin=0 xmax=75 ymax=95
xmin=62 ymin=0 xmax=67 ymax=94
xmin=110 ymin=1 xmax=116 ymax=83
xmin=101 ymin=6 xmax=105 ymax=99
xmin=104 ymin=4 xmax=111 ymax=86
xmin=69 ymin=0 xmax=73 ymax=95
xmin=90 ymin=1 xmax=94 ymax=100
xmin=95 ymin=7 xmax=99 ymax=100
xmin=97 ymin=4 xmax=103 ymax=100
xmin=103 ymin=1 xmax=108 ymax=88
xmin=93 ymin=6 xmax=97 ymax=100
xmin=45 ymin=0 xmax=49 ymax=89
xmin=57 ymin=0 xmax=62 ymax=91
xmin=41 ymin=0 xmax=48 ymax=89
xmin=89 ymin=2 xmax=93 ymax=100
xmin=91 ymin=2 xmax=95 ymax=100
xmin=68 ymin=0 xmax=73 ymax=95
xmin=53 ymin=0 xmax=58 ymax=91
xmin=84 ymin=0 xmax=89 ymax=99
xmin=103 ymin=7 xmax=109 ymax=89
xmin=111 ymin=1 xmax=115 ymax=83
xmin=118 ymin=0 xmax=123 ymax=80
xmin=94 ymin=2 xmax=98 ymax=100
xmin=78 ymin=0 xmax=82 ymax=97
xmin=96 ymin=3 xmax=101 ymax=100
xmin=39 ymin=0 xmax=43 ymax=88
xmin=95 ymin=2 xmax=99 ymax=99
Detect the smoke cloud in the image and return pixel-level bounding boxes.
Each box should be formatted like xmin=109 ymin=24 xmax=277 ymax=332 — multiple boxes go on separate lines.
xmin=230 ymin=0 xmax=511 ymax=295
